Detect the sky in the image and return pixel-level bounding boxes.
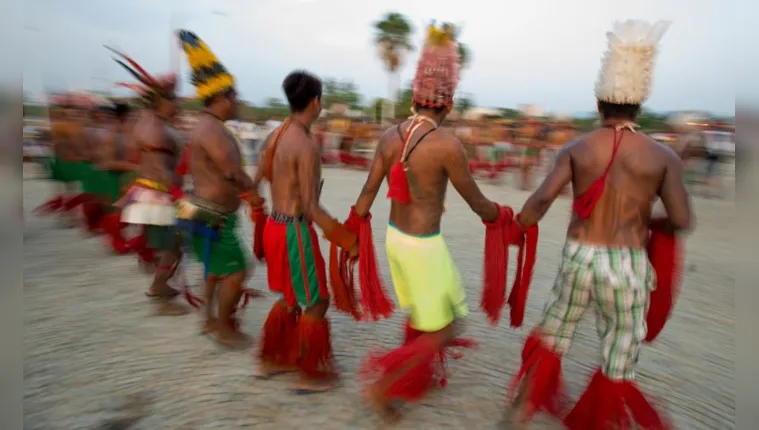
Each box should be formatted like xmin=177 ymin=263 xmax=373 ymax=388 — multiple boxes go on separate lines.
xmin=17 ymin=0 xmax=752 ymax=116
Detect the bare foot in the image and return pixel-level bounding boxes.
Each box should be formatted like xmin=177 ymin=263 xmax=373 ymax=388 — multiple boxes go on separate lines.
xmin=361 ymin=386 xmax=401 ymax=423
xmin=294 ymin=375 xmax=339 ymax=395
xmin=215 ymin=327 xmax=252 ymax=350
xmin=244 ymin=288 xmax=266 ymax=298
xmin=146 ymin=285 xmax=180 ymax=299
xmin=254 ymin=361 xmax=296 ymax=379
xmin=503 ymin=379 xmax=530 ymax=429
xmin=154 ymin=300 xmax=190 ymax=316
xmin=201 ymin=318 xmax=217 ymax=334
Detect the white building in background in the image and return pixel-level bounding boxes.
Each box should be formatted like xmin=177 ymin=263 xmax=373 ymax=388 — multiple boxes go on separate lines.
xmin=519 ymin=104 xmax=544 ymax=118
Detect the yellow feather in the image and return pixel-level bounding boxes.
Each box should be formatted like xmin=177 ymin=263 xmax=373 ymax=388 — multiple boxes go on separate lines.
xmin=196 ymin=73 xmax=234 ymax=99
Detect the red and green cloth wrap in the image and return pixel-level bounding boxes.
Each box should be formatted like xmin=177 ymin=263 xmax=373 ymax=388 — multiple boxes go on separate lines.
xmin=327 ymin=206 xmax=395 ymax=321
xmin=572 ymin=128 xmax=626 ymax=220
xmin=644 ymin=219 xmax=683 ymax=343
xmin=481 ymin=204 xmax=539 ymax=327
xmin=263 ymin=217 xmax=329 ymax=309
xmin=240 ymin=191 xmax=267 ymax=261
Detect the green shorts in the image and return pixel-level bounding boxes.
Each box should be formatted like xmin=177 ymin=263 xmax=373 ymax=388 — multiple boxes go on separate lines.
xmin=147 ymin=225 xmax=180 ymax=251
xmin=50 ymin=158 xmax=77 ymax=183
xmin=190 ymin=213 xmax=249 ymax=276
xmin=79 ymin=161 xmax=99 ymax=194
xmin=101 ymin=170 xmax=130 ymax=205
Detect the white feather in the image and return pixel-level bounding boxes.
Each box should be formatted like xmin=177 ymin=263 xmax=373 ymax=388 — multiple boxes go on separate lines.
xmin=594 ymin=20 xmax=671 ymax=104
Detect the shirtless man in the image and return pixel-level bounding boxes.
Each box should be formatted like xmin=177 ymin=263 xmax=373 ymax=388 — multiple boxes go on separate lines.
xmin=179 ymin=30 xmax=261 ymax=347
xmin=505 ymin=20 xmax=689 ymax=429
xmin=351 ymin=24 xmax=500 ymax=420
xmin=94 ymin=103 xmax=139 ymax=253
xmin=109 ymin=47 xmax=187 ymax=315
xmin=253 ymin=70 xmax=359 ymax=392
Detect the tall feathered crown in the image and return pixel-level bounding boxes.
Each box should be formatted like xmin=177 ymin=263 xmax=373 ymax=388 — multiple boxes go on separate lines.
xmin=105 ymin=45 xmax=177 ymax=104
xmin=594 ymin=20 xmax=670 ymax=105
xmin=177 ymin=30 xmax=235 ymax=100
xmin=412 ymin=22 xmax=460 ymax=108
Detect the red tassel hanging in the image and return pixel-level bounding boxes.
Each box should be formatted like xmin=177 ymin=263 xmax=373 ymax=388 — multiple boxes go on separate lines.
xmin=34 ymin=195 xmax=65 ymax=215
xmin=481 ymin=205 xmax=510 ymax=325
xmin=176 ymin=146 xmax=191 ymax=176
xmin=387 ymin=161 xmax=411 ymax=203
xmin=82 ymin=202 xmax=105 ymax=233
xmin=63 ymin=193 xmax=94 ymax=212
xmin=507 ymin=222 xmax=539 ymax=328
xmin=259 ymin=301 xmax=301 ymax=367
xmin=564 ymin=369 xmax=671 ymax=430
xmin=351 ymin=208 xmax=395 ymax=320
xmin=182 ymin=285 xmax=203 ymax=309
xmin=129 ymin=226 xmax=156 ymax=264
xmin=250 ymin=206 xmax=267 ymax=261
xmin=328 ymin=243 xmax=361 ymax=320
xmin=103 ymin=213 xmax=130 ymax=254
xmin=644 ymin=221 xmax=682 ymax=343
xmin=507 ymin=331 xmax=567 ymax=419
xmin=296 ymin=314 xmax=335 ymax=379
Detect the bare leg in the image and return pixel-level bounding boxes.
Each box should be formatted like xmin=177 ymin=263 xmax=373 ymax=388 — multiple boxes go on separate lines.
xmin=148 ymin=250 xmax=181 ymax=296
xmin=215 ymin=269 xmax=251 ymax=349
xmin=202 ymin=274 xmax=220 ymax=333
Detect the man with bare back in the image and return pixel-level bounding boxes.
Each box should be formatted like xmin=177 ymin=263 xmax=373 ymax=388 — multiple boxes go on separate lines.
xmin=349 ymin=24 xmax=501 ymax=420
xmin=94 ymin=103 xmax=140 ymax=253
xmin=505 ymin=21 xmax=690 ymax=429
xmin=109 ymin=46 xmax=187 ymax=316
xmin=251 ymin=70 xmax=361 ymax=393
xmin=178 ymin=30 xmax=264 ymax=347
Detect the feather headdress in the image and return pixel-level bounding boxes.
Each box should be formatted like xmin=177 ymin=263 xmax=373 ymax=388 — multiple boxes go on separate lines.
xmin=106 ymin=45 xmax=177 ymax=104
xmin=177 ymin=30 xmax=235 ymax=100
xmin=594 ymin=20 xmax=670 ymax=105
xmin=411 ymin=22 xmax=460 ymax=109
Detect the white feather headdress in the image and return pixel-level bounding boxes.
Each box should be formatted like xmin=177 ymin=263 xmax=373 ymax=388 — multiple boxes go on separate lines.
xmin=594 ymin=20 xmax=671 ymax=105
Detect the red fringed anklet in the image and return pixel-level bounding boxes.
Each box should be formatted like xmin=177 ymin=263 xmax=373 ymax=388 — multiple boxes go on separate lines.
xmin=34 ymin=195 xmax=65 ymax=215
xmin=102 ymin=212 xmax=130 ymax=254
xmin=129 ymin=226 xmax=156 ymax=265
xmin=259 ymin=301 xmax=301 ymax=367
xmin=296 ymin=314 xmax=335 ymax=379
xmin=564 ymin=369 xmax=671 ymax=430
xmin=507 ymin=331 xmax=567 ymax=420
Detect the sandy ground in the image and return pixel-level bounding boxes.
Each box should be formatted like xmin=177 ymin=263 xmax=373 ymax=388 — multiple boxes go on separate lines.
xmin=23 ymin=164 xmax=734 ymax=429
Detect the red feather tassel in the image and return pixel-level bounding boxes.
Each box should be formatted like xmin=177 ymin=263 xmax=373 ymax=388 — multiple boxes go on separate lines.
xmin=102 ymin=213 xmax=130 ymax=254
xmin=129 ymin=226 xmax=156 ymax=264
xmin=645 ymin=221 xmax=682 ymax=343
xmin=176 ymin=146 xmax=191 ymax=176
xmin=259 ymin=302 xmax=301 ymax=367
xmin=350 ymin=208 xmax=395 ymax=320
xmin=329 ymin=243 xmax=361 ymax=319
xmin=250 ymin=206 xmax=267 ymax=261
xmin=387 ymin=161 xmax=412 ymax=203
xmin=82 ymin=201 xmax=105 ymax=233
xmin=507 ymin=331 xmax=567 ymax=420
xmin=564 ymin=369 xmax=671 ymax=430
xmin=296 ymin=314 xmax=335 ymax=379
xmin=481 ymin=205 xmax=511 ymax=324
xmin=63 ymin=193 xmax=95 ymax=212
xmin=34 ymin=195 xmax=65 ymax=215
xmin=507 ymin=220 xmax=539 ymax=328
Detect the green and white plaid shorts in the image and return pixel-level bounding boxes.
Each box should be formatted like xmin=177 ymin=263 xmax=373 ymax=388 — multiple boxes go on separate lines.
xmin=539 ymin=241 xmax=656 ymax=380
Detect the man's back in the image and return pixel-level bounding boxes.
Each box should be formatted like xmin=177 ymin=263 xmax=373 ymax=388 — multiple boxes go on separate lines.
xmin=379 ymin=120 xmax=454 ymax=236
xmin=268 ymin=124 xmax=316 ymax=217
xmin=566 ymin=128 xmax=678 ymax=248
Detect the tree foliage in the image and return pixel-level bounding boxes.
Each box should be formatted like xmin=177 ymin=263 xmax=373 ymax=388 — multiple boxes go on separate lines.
xmin=322 ymin=78 xmax=362 ymax=109
xmin=374 ymin=12 xmax=414 ymax=73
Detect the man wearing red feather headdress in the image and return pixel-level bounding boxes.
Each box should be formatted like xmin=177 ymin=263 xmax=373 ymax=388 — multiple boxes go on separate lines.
xmin=108 ymin=46 xmax=189 ymax=316
xmin=504 ymin=21 xmax=691 ymax=429
xmin=345 ymin=22 xmax=505 ymax=421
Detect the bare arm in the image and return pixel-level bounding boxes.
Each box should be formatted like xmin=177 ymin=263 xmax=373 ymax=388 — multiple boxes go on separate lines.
xmin=353 ymin=132 xmax=388 ymax=217
xmin=298 ymin=139 xmax=337 ymax=230
xmin=443 ymin=136 xmax=500 ymax=222
xmin=658 ymin=148 xmax=693 ymax=231
xmin=251 ymin=133 xmax=272 ymax=189
xmin=203 ymin=129 xmax=254 ymax=192
xmin=518 ymin=145 xmax=572 ymax=226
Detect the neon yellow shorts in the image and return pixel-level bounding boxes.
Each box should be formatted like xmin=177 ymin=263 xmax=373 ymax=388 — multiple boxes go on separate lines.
xmin=385 ymin=222 xmax=468 ymax=332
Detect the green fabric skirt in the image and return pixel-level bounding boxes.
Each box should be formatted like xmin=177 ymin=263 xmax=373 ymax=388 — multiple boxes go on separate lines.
xmin=190 ymin=213 xmax=249 ymax=276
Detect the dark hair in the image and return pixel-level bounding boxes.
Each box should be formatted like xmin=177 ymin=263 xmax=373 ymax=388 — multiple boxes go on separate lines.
xmin=413 ymin=103 xmax=447 ymax=116
xmin=598 ymin=100 xmax=641 ymax=121
xmin=113 ymin=102 xmax=130 ymax=120
xmin=282 ymin=70 xmax=322 ymax=113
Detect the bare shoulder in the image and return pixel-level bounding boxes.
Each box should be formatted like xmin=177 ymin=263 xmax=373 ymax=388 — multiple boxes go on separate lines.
xmin=376 ymin=124 xmax=401 ymax=152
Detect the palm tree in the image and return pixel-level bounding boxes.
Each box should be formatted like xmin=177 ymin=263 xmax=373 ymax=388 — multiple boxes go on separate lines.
xmin=374 ymin=12 xmax=413 ymax=122
xmin=458 ymin=42 xmax=471 ymax=73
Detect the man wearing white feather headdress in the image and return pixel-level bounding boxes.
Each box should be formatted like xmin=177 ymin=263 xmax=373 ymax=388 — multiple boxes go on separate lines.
xmin=504 ymin=20 xmax=692 ymax=429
